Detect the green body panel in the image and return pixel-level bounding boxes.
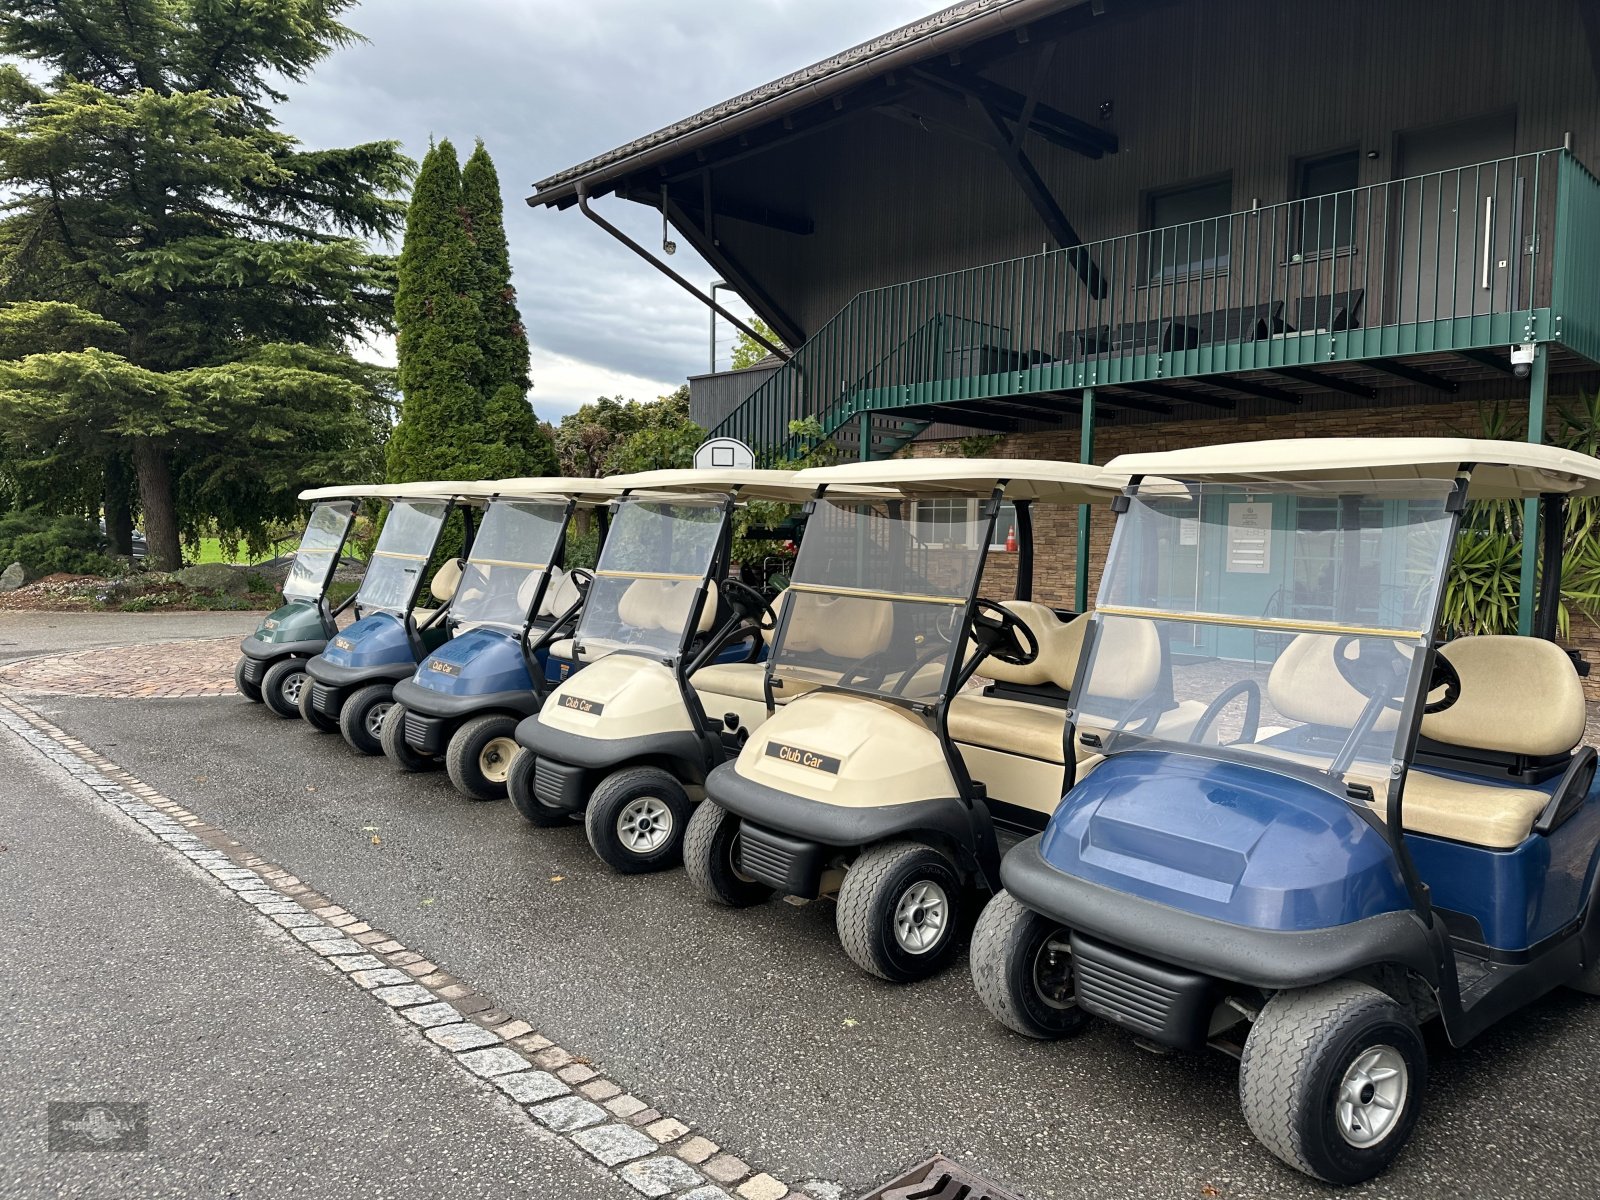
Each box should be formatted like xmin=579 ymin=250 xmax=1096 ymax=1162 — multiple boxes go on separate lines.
xmin=254 ymin=598 xmax=330 ymax=645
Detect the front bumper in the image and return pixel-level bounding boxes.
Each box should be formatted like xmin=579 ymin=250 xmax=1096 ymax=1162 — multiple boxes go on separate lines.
xmin=240 ymin=634 xmax=325 ymax=662
xmin=305 ymin=657 xmax=416 ymax=689
xmin=392 ymin=677 xmax=540 ymax=722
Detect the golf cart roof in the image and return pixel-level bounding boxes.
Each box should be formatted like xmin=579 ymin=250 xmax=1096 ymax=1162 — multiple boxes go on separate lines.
xmin=298 ymin=481 xmax=501 ymax=503
xmin=606 ymin=467 xmax=816 ymax=502
xmin=490 ymin=476 xmax=625 ymax=504
xmin=1106 ymin=438 xmax=1600 ymax=501
xmin=794 ymin=458 xmax=1125 ymax=505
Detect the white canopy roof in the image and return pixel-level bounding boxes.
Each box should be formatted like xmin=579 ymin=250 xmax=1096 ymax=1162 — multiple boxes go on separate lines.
xmin=490 ymin=476 xmax=625 ymax=505
xmin=1107 ymin=438 xmax=1600 ymax=501
xmin=606 ymin=467 xmax=816 ymax=502
xmin=298 ymin=481 xmax=502 ymax=503
xmin=794 ymin=457 xmax=1125 ymax=506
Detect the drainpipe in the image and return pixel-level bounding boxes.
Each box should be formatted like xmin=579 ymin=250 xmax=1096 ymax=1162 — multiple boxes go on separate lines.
xmin=576 ymin=186 xmax=790 ymax=362
xmin=710 ymin=280 xmax=730 ymax=373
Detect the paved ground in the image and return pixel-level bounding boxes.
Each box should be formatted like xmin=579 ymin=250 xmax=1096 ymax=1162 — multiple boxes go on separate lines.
xmin=4 ymin=615 xmax=1600 ymax=1198
xmin=0 ymin=610 xmax=261 ymax=665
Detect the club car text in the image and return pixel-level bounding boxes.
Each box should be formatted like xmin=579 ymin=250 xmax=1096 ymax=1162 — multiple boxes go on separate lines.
xmin=765 ymin=742 xmax=841 ymax=774
xmin=558 ymin=695 xmax=604 ymax=716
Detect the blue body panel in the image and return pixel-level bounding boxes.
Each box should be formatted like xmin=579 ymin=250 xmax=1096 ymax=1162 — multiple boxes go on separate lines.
xmin=413 ymin=626 xmax=543 ymax=697
xmin=318 ymin=611 xmax=417 ymax=670
xmin=1037 ymin=750 xmax=1412 ymax=931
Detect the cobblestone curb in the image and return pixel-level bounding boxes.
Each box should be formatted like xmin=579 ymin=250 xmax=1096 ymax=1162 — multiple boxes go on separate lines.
xmin=0 ymin=636 xmax=239 ymax=698
xmin=0 ymin=690 xmax=843 ymax=1200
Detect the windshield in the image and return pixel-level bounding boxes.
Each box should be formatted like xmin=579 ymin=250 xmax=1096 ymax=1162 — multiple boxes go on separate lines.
xmin=451 ymin=498 xmax=570 ymax=629
xmin=770 ymin=495 xmax=990 ymax=701
xmin=574 ymin=496 xmax=726 ymax=660
xmin=282 ymin=501 xmax=355 ymax=601
xmin=1075 ymin=479 xmax=1456 ymax=788
xmin=357 ymin=500 xmax=449 ymax=614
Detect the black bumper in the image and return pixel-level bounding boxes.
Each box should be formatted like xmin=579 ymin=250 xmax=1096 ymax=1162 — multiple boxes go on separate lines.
xmin=393 ymin=677 xmax=540 ymax=721
xmin=403 ymin=707 xmax=451 ymax=756
xmin=305 ymin=658 xmax=415 ymax=688
xmin=1001 ymin=836 xmax=1440 ymax=992
xmin=513 ymin=714 xmax=711 ymax=783
xmin=240 ymin=635 xmax=325 ymax=662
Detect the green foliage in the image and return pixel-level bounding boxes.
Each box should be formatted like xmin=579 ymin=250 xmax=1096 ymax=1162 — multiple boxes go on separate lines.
xmin=729 ymin=317 xmax=784 ymax=370
xmin=554 ymin=386 xmax=700 ymax=477
xmin=0 ymin=508 xmax=121 ymax=576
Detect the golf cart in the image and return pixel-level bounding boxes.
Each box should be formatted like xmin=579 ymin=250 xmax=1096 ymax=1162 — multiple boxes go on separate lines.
xmin=971 ymin=438 xmax=1600 ymax=1185
xmin=382 ymin=478 xmax=620 ymax=799
xmin=298 ymin=482 xmax=497 ymax=744
xmin=688 ymin=459 xmax=1209 ymax=983
xmin=508 ymin=468 xmax=816 ymax=873
xmin=236 ymin=485 xmax=380 ymax=715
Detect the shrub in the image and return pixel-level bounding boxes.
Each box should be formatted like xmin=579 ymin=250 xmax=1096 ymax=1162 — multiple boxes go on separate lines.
xmin=0 ymin=508 xmax=123 ymax=577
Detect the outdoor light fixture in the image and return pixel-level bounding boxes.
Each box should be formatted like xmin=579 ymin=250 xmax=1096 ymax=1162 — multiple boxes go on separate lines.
xmin=662 ymin=207 xmax=676 ymax=256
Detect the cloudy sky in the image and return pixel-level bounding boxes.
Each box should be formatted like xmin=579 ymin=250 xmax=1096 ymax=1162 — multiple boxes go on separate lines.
xmin=277 ymin=0 xmax=935 ymax=422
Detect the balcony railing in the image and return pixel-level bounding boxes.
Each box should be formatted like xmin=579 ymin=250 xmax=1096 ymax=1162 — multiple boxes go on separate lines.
xmin=716 ymin=148 xmax=1599 ymax=458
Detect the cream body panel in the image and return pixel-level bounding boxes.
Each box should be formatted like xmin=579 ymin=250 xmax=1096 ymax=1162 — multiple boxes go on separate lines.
xmin=540 ymin=655 xmax=694 ymax=741
xmin=734 ymin=693 xmax=958 ymax=808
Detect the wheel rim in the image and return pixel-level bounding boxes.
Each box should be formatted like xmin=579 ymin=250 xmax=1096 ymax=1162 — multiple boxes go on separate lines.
xmin=1031 ymin=933 xmax=1076 ymax=1009
xmin=1334 ymin=1044 xmax=1409 ymax=1149
xmin=479 ymin=737 xmax=517 ymax=784
xmin=617 ymin=796 xmax=673 ymax=855
xmin=366 ymin=701 xmax=392 ymax=739
xmin=892 ymin=879 xmax=949 ymax=955
xmin=283 ymin=672 xmax=307 ymax=704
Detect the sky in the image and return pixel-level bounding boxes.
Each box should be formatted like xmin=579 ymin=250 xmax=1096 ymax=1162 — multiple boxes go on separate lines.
xmin=277 ymin=0 xmax=936 ymax=423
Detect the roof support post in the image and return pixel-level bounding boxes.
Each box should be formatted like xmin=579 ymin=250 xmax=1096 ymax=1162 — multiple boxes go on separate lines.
xmin=1517 ymin=346 xmax=1549 ymax=637
xmin=858 ymin=410 xmax=873 ymax=462
xmin=1075 ymin=388 xmax=1096 ymax=614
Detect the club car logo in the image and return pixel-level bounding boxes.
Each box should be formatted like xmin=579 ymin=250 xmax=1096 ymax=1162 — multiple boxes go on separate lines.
xmin=427 ymin=659 xmax=460 ymax=676
xmin=558 ymin=694 xmax=603 ymax=716
xmin=765 ymin=742 xmax=841 ymax=774
xmin=333 ymin=636 xmax=354 ymax=651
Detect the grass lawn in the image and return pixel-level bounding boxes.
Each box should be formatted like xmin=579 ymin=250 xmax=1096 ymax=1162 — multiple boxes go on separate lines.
xmin=188 ymin=536 xmax=253 ymax=565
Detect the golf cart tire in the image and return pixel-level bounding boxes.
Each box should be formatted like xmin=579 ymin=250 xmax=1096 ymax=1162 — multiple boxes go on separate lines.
xmin=340 ymin=683 xmax=395 ymax=756
xmin=260 ymin=657 xmax=309 ymax=720
xmin=1565 ymin=959 xmax=1600 ymax=995
xmin=508 ymin=751 xmax=570 ymax=827
xmin=970 ymin=890 xmax=1088 ymax=1039
xmin=684 ymin=800 xmax=774 ymax=908
xmin=584 ymin=767 xmax=691 ymax=875
xmin=447 ymin=713 xmax=521 ymax=801
xmin=837 ymin=841 xmax=965 ymax=983
xmin=234 ymin=657 xmax=262 ymax=703
xmin=297 ymin=677 xmax=340 ymax=733
xmin=380 ymin=703 xmax=435 ymax=773
xmin=1239 ymin=980 xmax=1427 ymax=1185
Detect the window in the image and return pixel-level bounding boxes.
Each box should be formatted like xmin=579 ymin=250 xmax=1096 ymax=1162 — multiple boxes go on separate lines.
xmin=1295 ymin=151 xmax=1359 ymax=255
xmin=911 ymin=499 xmax=1019 ymax=551
xmin=1143 ymin=177 xmax=1232 ymax=282
xmin=989 ymin=501 xmax=1019 ymax=551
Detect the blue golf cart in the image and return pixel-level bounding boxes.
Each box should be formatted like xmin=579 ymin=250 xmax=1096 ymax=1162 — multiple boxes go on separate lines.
xmin=971 ymin=438 xmax=1600 ymax=1184
xmin=383 ymin=478 xmax=620 ymax=799
xmin=298 ymin=482 xmax=498 ymax=748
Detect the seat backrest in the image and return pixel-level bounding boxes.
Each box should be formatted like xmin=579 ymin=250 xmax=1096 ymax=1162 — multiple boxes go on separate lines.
xmin=430 ymin=558 xmax=463 ymax=603
xmin=782 ymin=592 xmax=893 ymax=658
xmin=1267 ymin=633 xmax=1400 ymax=732
xmin=540 ymin=568 xmax=583 ymax=619
xmin=1077 ymin=614 xmax=1162 ymax=701
xmin=1421 ymin=635 xmax=1586 ymax=758
xmin=983 ymin=602 xmax=1085 ymax=690
xmin=616 ymin=578 xmax=665 ymax=629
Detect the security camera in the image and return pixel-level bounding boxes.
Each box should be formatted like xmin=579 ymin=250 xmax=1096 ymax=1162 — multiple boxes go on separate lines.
xmin=1511 ymin=342 xmax=1537 ymax=379
xmin=662 ymin=239 xmax=677 ymax=256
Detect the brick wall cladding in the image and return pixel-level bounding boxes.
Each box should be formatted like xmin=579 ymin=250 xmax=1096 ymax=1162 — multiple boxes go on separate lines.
xmin=909 ymin=382 xmax=1600 ymax=698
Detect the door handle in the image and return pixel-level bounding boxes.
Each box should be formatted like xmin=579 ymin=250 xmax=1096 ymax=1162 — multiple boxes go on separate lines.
xmin=1481 ymin=195 xmax=1493 ymax=290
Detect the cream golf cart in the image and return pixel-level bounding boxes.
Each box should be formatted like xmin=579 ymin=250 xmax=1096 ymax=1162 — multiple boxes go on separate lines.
xmin=686 ymin=459 xmax=1211 ymax=982
xmin=507 ymin=468 xmax=817 ymax=873
xmin=971 ymin=438 xmax=1600 ymax=1184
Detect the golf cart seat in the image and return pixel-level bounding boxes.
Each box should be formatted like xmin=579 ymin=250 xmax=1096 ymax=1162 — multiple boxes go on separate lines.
xmin=412 ymin=557 xmax=464 ymax=625
xmin=549 ymin=578 xmax=723 ymax=666
xmin=691 ymin=589 xmax=794 ymax=702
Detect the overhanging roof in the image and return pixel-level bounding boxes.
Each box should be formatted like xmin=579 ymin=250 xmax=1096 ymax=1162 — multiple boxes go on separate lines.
xmin=528 ymin=0 xmax=1081 ymax=207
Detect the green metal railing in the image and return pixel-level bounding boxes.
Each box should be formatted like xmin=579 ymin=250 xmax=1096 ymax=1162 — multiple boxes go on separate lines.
xmin=718 ymin=148 xmax=1590 ymax=458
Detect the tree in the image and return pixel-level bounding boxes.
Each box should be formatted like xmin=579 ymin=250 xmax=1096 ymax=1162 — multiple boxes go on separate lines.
xmin=0 ymin=1 xmax=409 ymax=569
xmin=730 ymin=317 xmax=785 ymax=370
xmin=554 ymin=385 xmax=701 ymax=533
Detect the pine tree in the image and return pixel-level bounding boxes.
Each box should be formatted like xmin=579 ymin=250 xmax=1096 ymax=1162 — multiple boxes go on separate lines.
xmin=0 ymin=1 xmax=409 ymax=569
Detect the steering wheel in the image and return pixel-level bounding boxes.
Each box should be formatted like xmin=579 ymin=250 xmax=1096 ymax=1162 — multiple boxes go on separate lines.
xmin=971 ymin=599 xmax=1038 ymax=668
xmin=569 ymin=567 xmax=594 ymax=594
xmin=1331 ymin=636 xmax=1412 ymax=708
xmin=1422 ymin=650 xmax=1462 ymax=714
xmin=1188 ymin=679 xmax=1262 ymax=745
xmin=721 ymin=579 xmax=777 ymax=631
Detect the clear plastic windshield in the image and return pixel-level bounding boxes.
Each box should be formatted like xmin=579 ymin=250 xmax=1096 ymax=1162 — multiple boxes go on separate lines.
xmin=450 ymin=499 xmax=570 ymax=629
xmin=282 ymin=501 xmax=355 ymax=602
xmin=356 ymin=500 xmax=449 ymax=614
xmin=770 ymin=495 xmax=990 ymax=701
xmin=1075 ymin=480 xmax=1456 ymax=787
xmin=574 ymin=497 xmax=726 ymax=660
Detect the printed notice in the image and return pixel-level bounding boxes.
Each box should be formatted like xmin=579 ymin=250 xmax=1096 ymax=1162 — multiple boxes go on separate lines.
xmin=1226 ymin=502 xmax=1271 ymax=573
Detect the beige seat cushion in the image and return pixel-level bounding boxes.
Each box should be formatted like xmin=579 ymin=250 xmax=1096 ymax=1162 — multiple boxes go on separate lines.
xmin=948 ymin=693 xmax=1070 ymax=763
xmin=1267 ymin=632 xmax=1400 ymax=733
xmin=784 ymin=592 xmax=893 ymax=657
xmin=980 ymin=603 xmax=1085 ymax=690
xmin=1422 ymin=635 xmax=1586 ymax=758
xmin=693 ymin=661 xmax=768 ymax=703
xmin=430 ymin=558 xmax=464 ymax=603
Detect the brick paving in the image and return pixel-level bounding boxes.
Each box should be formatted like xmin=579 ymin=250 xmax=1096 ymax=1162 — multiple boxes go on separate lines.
xmin=0 ymin=636 xmax=238 ymax=698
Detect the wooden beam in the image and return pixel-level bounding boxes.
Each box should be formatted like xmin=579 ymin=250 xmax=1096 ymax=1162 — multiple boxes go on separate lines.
xmin=912 ymin=62 xmax=1116 ymax=158
xmin=1116 ymin=381 xmax=1236 ymax=410
xmin=1271 ymin=367 xmax=1376 ymax=399
xmin=1095 ymin=390 xmax=1172 ymax=416
xmin=623 ymin=187 xmax=813 ymax=236
xmin=899 ymin=404 xmax=1024 ymax=433
xmin=1366 ymin=359 xmax=1459 ymax=393
xmin=661 ymin=195 xmax=806 ymax=348
xmin=1215 ymin=377 xmax=1304 ymax=406
xmin=1457 ymin=348 xmax=1518 ymax=376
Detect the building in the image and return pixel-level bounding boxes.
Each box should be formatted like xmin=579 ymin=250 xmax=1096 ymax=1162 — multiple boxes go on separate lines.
xmin=529 ymin=0 xmax=1600 ymax=648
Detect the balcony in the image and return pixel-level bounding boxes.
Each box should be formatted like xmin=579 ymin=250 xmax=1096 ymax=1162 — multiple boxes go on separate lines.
xmin=713 ymin=148 xmax=1600 ymax=459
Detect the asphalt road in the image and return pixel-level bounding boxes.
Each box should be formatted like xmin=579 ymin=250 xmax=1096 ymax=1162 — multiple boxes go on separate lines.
xmin=24 ymin=688 xmax=1600 ymax=1200
xmin=0 ymin=719 xmax=634 ymax=1200
xmin=0 ymin=610 xmax=262 ymax=665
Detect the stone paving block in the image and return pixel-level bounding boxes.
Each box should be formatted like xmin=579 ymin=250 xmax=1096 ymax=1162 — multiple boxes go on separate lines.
xmin=353 ymin=931 xmax=385 ymax=945
xmin=349 ymin=968 xmax=414 ymax=990
xmin=387 ymin=949 xmax=421 ymax=964
xmin=312 ymin=905 xmax=343 ymax=918
xmin=678 ymin=1187 xmax=735 ymax=1200
xmin=435 ymin=983 xmax=471 ymax=1000
xmin=402 ymin=1002 xmax=464 ymax=1029
xmin=557 ymin=1064 xmax=597 ymax=1085
xmin=676 ymin=1136 xmax=719 ymax=1164
xmin=493 ymin=1020 xmax=533 ymax=1041
xmin=417 ymin=971 xmax=452 ymax=987
xmin=452 ymin=994 xmax=492 ymax=1016
xmin=342 ymin=921 xmax=371 ymax=935
xmin=495 ymin=1071 xmax=570 ymax=1105
xmin=645 ymin=1117 xmax=689 ymax=1143
xmin=797 ymin=1183 xmax=844 ymax=1200
xmin=425 ymin=1023 xmax=502 ymax=1052
xmin=579 ymin=1079 xmax=622 ymax=1102
xmin=618 ymin=1154 xmax=706 ymax=1197
xmin=289 ymin=926 xmax=341 ymax=943
xmin=372 ymin=939 xmax=405 ymax=953
xmin=529 ymin=1096 xmax=607 ymax=1133
xmin=627 ymin=1108 xmax=662 ymax=1127
xmin=571 ymin=1123 xmax=659 ymax=1167
xmin=604 ymin=1095 xmax=648 ymax=1120
xmin=401 ymin=960 xmax=437 ymax=976
xmin=533 ymin=1046 xmax=573 ymax=1070
xmin=309 ymin=937 xmax=366 ymax=957
xmin=372 ymin=984 xmax=436 ymax=1009
xmin=251 ymin=901 xmax=305 ymax=916
xmin=473 ymin=1008 xmax=512 ymax=1027
xmin=330 ymin=954 xmax=385 ymax=973
xmin=735 ymin=1175 xmax=788 ymax=1200
xmin=455 ymin=1047 xmax=529 ymax=1078
xmin=703 ymin=1155 xmax=751 ymax=1185
xmin=270 ymin=912 xmax=324 ymax=929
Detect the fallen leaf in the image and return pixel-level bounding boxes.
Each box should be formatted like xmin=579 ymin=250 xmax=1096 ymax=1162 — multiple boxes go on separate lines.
xmin=420 ymin=897 xmax=436 ymax=906
xmin=1201 ymin=1186 xmax=1221 ymax=1197
xmin=193 ymin=775 xmax=208 ymax=783
xmin=369 ymin=835 xmax=381 ymax=846
xmin=361 ymin=826 xmax=379 ymax=832
xmin=842 ymin=1018 xmax=859 ymax=1028
xmin=549 ymin=875 xmax=564 ymax=883
xmin=306 ymin=785 xmax=317 ymax=793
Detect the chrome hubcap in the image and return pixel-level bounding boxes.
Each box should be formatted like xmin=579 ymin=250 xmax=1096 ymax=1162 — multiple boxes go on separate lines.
xmin=1335 ymin=1045 xmax=1408 ymax=1148
xmin=479 ymin=737 xmax=518 ymax=784
xmin=1032 ymin=934 xmax=1076 ymax=1009
xmin=893 ymin=880 xmax=949 ymax=954
xmin=366 ymin=702 xmax=392 ymax=738
xmin=617 ymin=796 xmax=672 ymax=854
